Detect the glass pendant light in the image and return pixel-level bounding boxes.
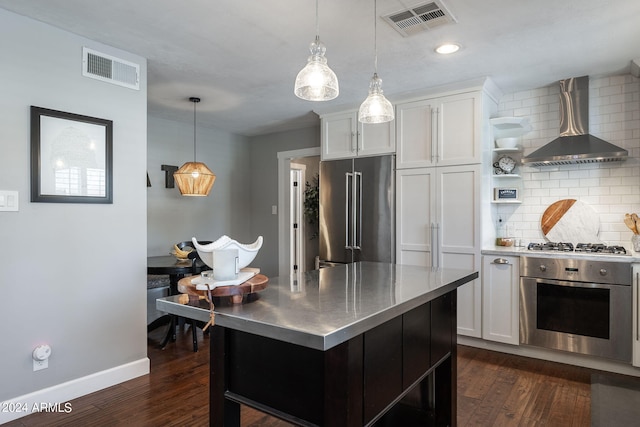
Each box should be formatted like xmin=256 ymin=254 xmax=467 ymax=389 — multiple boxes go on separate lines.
xmin=174 ymin=97 xmax=216 ymax=196
xmin=358 ymin=0 xmax=394 ymax=124
xmin=294 ymin=0 xmax=339 ymax=101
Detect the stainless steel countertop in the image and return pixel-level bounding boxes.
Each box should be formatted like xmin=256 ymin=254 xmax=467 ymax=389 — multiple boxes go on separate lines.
xmin=482 ymin=246 xmax=640 ymax=263
xmin=156 ymin=261 xmax=477 ymax=351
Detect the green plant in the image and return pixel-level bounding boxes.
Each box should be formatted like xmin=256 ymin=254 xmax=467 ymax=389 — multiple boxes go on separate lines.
xmin=304 ymin=173 xmax=319 ymax=240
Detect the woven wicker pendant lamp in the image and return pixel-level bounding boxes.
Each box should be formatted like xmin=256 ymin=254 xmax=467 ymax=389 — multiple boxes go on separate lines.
xmin=173 ymin=97 xmax=216 ymax=196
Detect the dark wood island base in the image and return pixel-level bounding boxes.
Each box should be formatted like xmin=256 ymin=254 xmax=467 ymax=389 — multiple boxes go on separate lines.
xmin=210 ymin=291 xmax=457 ymax=427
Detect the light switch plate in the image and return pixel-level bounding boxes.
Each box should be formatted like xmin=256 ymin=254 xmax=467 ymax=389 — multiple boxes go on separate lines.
xmin=0 ymin=190 xmax=18 ymax=211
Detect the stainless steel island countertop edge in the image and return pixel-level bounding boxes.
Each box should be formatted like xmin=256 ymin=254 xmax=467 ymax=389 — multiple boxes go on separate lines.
xmin=156 ymin=261 xmax=477 ymax=351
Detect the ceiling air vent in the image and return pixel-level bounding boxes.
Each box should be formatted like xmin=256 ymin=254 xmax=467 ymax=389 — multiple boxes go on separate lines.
xmin=383 ymin=0 xmax=457 ymax=37
xmin=82 ymin=47 xmax=140 ymax=90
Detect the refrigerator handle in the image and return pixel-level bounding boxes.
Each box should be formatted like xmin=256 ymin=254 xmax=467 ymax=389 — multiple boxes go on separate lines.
xmin=345 ymin=172 xmax=353 ymax=249
xmin=353 ymin=171 xmax=362 ymax=250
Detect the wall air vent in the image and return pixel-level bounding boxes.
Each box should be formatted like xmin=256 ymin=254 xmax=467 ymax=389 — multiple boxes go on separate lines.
xmin=82 ymin=47 xmax=140 ymax=90
xmin=383 ymin=0 xmax=457 ymax=37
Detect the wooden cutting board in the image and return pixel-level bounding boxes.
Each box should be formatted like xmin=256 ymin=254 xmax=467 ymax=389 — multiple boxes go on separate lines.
xmin=178 ymin=274 xmax=268 ymax=303
xmin=541 ymin=199 xmax=601 ymax=244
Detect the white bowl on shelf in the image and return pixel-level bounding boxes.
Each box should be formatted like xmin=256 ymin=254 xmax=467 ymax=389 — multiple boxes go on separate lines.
xmin=495 ymin=137 xmax=519 ymax=148
xmin=192 ymin=235 xmax=263 ymax=269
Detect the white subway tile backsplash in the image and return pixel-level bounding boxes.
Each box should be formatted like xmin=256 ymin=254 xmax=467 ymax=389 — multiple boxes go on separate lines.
xmin=494 ymin=73 xmax=640 ymax=250
xmin=600 ymin=84 xmax=623 ymax=97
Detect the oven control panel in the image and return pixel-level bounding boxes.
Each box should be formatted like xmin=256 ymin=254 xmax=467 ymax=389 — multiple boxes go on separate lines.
xmin=520 ymin=256 xmax=631 ymax=286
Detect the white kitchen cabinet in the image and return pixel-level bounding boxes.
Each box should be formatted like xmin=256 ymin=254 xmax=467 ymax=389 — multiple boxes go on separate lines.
xmin=320 ymin=110 xmax=395 ymax=160
xmin=482 ymin=255 xmax=520 ymax=345
xmin=396 ymin=168 xmax=434 ymax=267
xmin=396 ymin=91 xmax=481 ymax=169
xmin=633 ymin=263 xmax=640 ymax=367
xmin=396 ymin=164 xmax=482 ymax=337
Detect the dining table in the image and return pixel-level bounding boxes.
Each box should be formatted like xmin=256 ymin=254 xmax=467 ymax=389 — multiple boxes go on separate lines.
xmin=147 ymin=255 xmax=209 ymax=350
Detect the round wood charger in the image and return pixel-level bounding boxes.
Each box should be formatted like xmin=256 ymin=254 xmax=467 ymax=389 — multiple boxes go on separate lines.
xmin=178 ymin=274 xmax=268 ymax=304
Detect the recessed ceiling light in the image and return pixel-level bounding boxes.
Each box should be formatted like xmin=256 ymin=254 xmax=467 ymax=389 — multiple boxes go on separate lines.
xmin=435 ymin=43 xmax=460 ymax=54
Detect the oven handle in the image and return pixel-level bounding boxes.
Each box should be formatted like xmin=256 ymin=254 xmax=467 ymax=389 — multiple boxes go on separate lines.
xmin=520 ymin=276 xmax=630 ymax=289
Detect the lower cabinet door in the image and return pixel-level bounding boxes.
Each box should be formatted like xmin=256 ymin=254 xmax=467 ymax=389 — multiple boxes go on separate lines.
xmin=402 ymin=303 xmax=431 ymax=389
xmin=363 ymin=317 xmax=403 ymax=423
xmin=633 ymin=264 xmax=640 ymax=367
xmin=481 ymin=255 xmax=520 ymax=345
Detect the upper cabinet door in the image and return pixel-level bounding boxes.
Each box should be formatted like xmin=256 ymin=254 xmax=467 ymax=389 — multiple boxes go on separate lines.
xmin=396 ymin=99 xmax=437 ymax=169
xmin=358 ymin=120 xmax=396 ymax=158
xmin=321 ymin=111 xmax=395 ymax=160
xmin=396 ymin=92 xmax=481 ymax=169
xmin=436 ymin=92 xmax=481 ymax=166
xmin=321 ymin=111 xmax=357 ymax=160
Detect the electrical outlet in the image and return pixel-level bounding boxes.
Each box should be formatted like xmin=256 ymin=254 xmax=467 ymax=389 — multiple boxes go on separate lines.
xmin=32 ymin=344 xmax=51 ymax=371
xmin=33 ymin=359 xmax=48 ymax=371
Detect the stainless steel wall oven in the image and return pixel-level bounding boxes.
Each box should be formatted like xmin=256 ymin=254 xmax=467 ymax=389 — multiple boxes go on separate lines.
xmin=520 ymin=256 xmax=632 ymax=362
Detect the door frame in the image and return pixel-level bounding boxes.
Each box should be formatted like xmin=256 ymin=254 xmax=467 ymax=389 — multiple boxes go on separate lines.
xmin=290 ymin=163 xmax=306 ymax=275
xmin=277 ymin=147 xmax=321 ymax=277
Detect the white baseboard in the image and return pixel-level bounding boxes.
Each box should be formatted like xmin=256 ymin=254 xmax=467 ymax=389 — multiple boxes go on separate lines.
xmin=458 ymin=336 xmax=640 ymax=378
xmin=0 ymin=358 xmax=149 ymax=424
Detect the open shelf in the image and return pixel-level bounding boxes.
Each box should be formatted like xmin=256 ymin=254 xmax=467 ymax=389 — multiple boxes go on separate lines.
xmin=489 ymin=117 xmax=530 ymax=205
xmin=490 ymin=117 xmax=532 ymax=139
xmin=491 ymin=200 xmax=522 ymax=204
xmin=493 ymin=147 xmax=522 ymax=154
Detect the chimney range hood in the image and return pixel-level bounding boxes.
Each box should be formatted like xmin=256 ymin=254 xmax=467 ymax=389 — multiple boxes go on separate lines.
xmin=521 ymin=76 xmax=628 ymax=166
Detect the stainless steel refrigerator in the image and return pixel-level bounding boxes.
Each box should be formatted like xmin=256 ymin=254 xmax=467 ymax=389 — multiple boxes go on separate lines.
xmin=319 ymin=155 xmax=395 ymax=265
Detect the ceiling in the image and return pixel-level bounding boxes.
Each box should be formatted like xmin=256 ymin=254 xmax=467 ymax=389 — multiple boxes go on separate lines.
xmin=1 ymin=0 xmax=639 ymax=136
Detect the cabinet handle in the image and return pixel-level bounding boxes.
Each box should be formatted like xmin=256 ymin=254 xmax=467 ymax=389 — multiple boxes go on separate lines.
xmin=493 ymin=258 xmax=509 ymax=265
xmin=433 ymin=108 xmax=440 ymax=163
xmin=431 ymin=223 xmax=440 ymax=269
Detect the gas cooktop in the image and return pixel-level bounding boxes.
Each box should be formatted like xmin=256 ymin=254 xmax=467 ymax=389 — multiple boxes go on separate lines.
xmin=527 ymin=242 xmax=628 ymax=255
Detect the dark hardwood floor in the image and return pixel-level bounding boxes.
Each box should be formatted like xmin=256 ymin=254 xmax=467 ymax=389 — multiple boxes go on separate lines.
xmin=457 ymin=345 xmax=592 ymax=426
xmin=6 ymin=324 xmax=595 ymax=426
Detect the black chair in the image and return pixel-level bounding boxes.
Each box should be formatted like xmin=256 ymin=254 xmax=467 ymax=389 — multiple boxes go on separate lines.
xmin=174 ymin=239 xmax=212 ymax=352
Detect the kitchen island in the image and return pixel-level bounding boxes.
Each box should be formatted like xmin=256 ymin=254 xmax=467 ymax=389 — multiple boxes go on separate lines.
xmin=157 ymin=261 xmax=478 ymax=426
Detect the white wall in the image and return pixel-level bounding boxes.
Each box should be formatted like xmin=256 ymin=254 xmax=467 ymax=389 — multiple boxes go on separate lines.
xmin=493 ymin=74 xmax=640 ymax=249
xmin=0 ymin=9 xmax=148 ymax=421
xmin=249 ymin=127 xmax=320 ymax=276
xmin=147 ymin=116 xmax=251 ymax=255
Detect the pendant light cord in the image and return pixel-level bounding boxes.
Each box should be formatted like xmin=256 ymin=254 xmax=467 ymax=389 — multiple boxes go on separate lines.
xmin=374 ymin=0 xmax=378 ymax=74
xmin=189 ymin=97 xmax=201 ymax=161
xmin=315 ymin=0 xmax=320 ymax=41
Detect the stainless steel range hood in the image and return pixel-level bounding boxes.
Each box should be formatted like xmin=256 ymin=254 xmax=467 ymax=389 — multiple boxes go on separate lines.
xmin=521 ymin=76 xmax=628 ymax=166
